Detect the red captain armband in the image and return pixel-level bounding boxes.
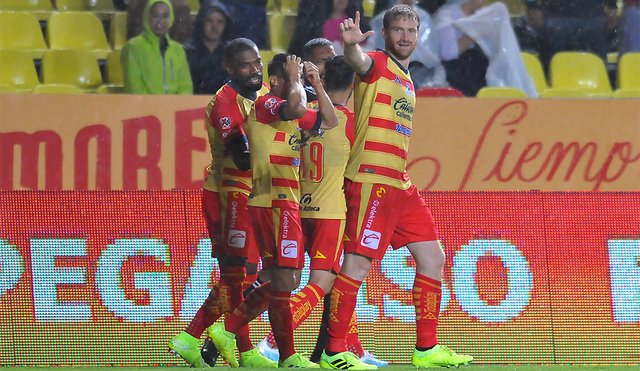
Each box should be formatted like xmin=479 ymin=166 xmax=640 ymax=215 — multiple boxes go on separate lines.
xmin=296 ymin=109 xmax=321 ymax=130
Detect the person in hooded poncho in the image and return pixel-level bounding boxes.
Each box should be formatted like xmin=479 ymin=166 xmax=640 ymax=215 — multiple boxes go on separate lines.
xmin=122 ymin=0 xmax=193 ymax=94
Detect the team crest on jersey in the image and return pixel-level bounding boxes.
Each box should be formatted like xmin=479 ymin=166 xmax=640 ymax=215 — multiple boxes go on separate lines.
xmin=264 ymin=97 xmax=278 ymax=113
xmin=219 ymin=117 xmax=232 ymax=129
xmin=406 ymin=82 xmax=415 ymax=96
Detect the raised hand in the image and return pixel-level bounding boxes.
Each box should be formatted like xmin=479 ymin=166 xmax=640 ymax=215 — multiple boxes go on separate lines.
xmin=340 ymin=11 xmax=375 ymax=46
xmin=285 ymin=54 xmax=303 ymax=82
xmin=303 ymin=61 xmax=321 ymax=87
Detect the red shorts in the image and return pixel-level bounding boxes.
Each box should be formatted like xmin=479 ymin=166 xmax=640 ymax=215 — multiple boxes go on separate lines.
xmin=248 ymin=205 xmax=305 ymax=269
xmin=343 ymin=180 xmax=438 ymax=261
xmin=202 ymin=189 xmax=260 ymax=264
xmin=302 ymin=218 xmax=345 ymax=272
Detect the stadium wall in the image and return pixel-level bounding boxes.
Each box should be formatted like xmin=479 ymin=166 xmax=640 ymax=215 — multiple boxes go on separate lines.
xmin=0 ymin=190 xmax=638 ymax=366
xmin=1 ymin=95 xmax=639 ymax=191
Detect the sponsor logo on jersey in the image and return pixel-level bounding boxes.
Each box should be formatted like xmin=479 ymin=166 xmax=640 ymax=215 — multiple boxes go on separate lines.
xmin=376 ymin=187 xmax=386 ymax=198
xmin=232 ymin=191 xmax=241 ymax=198
xmin=280 ymin=240 xmax=298 ymax=258
xmin=394 ymin=97 xmax=414 ymax=122
xmin=278 ymin=194 xmax=287 ymax=199
xmin=366 ymin=200 xmax=380 ymax=228
xmin=301 ymin=193 xmax=312 ymax=204
xmin=361 ymin=229 xmax=382 ymax=250
xmin=219 ymin=117 xmax=232 ymax=129
xmin=228 ymin=229 xmax=246 ymax=248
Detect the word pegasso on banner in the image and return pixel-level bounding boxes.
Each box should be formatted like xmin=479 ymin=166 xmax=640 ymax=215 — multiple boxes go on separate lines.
xmin=1 ymin=238 xmax=638 ymax=324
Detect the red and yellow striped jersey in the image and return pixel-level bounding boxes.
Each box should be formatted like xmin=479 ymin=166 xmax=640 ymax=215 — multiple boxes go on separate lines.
xmin=204 ymin=82 xmax=270 ymax=194
xmin=246 ymin=94 xmax=320 ymax=208
xmin=300 ymin=103 xmax=355 ymax=219
xmin=345 ymin=50 xmax=415 ymax=190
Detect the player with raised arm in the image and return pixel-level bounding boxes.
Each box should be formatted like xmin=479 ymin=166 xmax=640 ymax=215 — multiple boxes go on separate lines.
xmin=168 ymin=37 xmax=276 ymax=369
xmin=206 ymin=53 xmax=338 ymax=368
xmin=256 ymin=56 xmax=387 ymax=368
xmin=319 ymin=6 xmax=474 ymax=369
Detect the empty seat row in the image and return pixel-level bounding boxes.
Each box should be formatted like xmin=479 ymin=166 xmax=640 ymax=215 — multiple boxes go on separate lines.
xmin=0 ymin=11 xmax=124 ymax=59
xmin=0 ymin=0 xmax=118 ymax=20
xmin=0 ymin=49 xmax=123 ymax=93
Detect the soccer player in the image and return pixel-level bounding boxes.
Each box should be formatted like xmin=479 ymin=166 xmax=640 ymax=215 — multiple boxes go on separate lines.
xmin=319 ymin=6 xmax=474 ymax=369
xmin=257 ymin=56 xmax=387 ymax=368
xmin=207 ymin=53 xmax=338 ymax=368
xmin=168 ymin=38 xmax=276 ymax=369
xmin=301 ymin=38 xmax=337 ymax=101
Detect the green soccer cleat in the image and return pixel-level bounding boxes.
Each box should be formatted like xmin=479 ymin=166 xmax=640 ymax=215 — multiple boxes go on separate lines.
xmin=240 ymin=347 xmax=278 ymax=368
xmin=411 ymin=345 xmax=473 ymax=368
xmin=168 ymin=331 xmax=208 ymax=368
xmin=320 ymin=351 xmax=377 ymax=370
xmin=280 ymin=353 xmax=321 ymax=368
xmin=206 ymin=323 xmax=239 ymax=367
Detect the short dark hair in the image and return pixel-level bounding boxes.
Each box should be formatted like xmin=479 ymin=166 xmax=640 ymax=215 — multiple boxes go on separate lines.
xmin=268 ymin=53 xmax=291 ymax=78
xmin=302 ymin=38 xmax=333 ymax=61
xmin=323 ymin=56 xmax=354 ymax=93
xmin=383 ymin=4 xmax=420 ymax=30
xmin=224 ymin=38 xmax=258 ymax=65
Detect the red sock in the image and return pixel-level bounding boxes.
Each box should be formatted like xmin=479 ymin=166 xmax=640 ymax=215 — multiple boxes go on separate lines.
xmin=218 ymin=266 xmax=246 ymax=315
xmin=244 ymin=273 xmax=258 ymax=291
xmin=226 ymin=282 xmax=272 ymax=333
xmin=326 ymin=274 xmax=362 ymax=354
xmin=269 ymin=290 xmax=296 ymax=361
xmin=185 ymin=282 xmax=221 ymax=338
xmin=236 ymin=325 xmax=253 ymax=352
xmin=414 ymin=273 xmax=441 ymax=348
xmin=266 ymin=283 xmax=324 ymax=348
xmin=345 ymin=311 xmax=364 ymax=357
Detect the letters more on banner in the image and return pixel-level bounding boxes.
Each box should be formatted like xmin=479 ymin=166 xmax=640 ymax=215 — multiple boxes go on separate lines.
xmin=1 ymin=95 xmax=639 ymax=191
xmin=0 ymin=190 xmax=638 ymax=366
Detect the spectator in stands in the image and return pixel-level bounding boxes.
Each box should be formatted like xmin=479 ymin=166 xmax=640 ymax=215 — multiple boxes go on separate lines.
xmin=288 ymin=0 xmax=370 ymax=57
xmin=127 ymin=0 xmax=192 ymax=43
xmin=526 ymin=0 xmax=618 ymax=70
xmin=122 ymin=0 xmax=193 ymax=94
xmin=367 ymin=0 xmax=447 ymax=89
xmin=436 ymin=0 xmax=489 ymax=96
xmin=184 ymin=1 xmax=231 ymax=94
xmin=114 ymin=0 xmax=130 ymax=10
xmin=621 ymin=0 xmax=640 ymax=53
xmin=219 ymin=0 xmax=268 ymax=49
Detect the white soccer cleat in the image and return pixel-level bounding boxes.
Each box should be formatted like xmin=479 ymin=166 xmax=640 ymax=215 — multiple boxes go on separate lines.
xmin=257 ymin=337 xmax=280 ymax=363
xmin=360 ymin=351 xmax=388 ymax=367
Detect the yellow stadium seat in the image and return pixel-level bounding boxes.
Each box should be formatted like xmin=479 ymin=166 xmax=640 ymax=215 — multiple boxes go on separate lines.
xmin=486 ymin=0 xmax=527 ymax=17
xmin=280 ymin=0 xmax=299 ymax=15
xmin=47 ymin=12 xmax=112 ymax=59
xmin=0 ymin=49 xmax=40 ymax=92
xmin=186 ymin=0 xmax=199 ymax=13
xmin=97 ymin=84 xmax=125 ymax=94
xmin=267 ymin=0 xmax=276 ymax=14
xmin=612 ymin=89 xmax=640 ymax=98
xmin=0 ymin=12 xmax=48 ymax=59
xmin=363 ymin=0 xmax=375 ymax=17
xmin=550 ymin=52 xmax=612 ymax=97
xmin=539 ymin=88 xmax=588 ymax=98
xmin=476 ymin=87 xmax=527 ymax=98
xmin=42 ymin=49 xmax=104 ymax=91
xmin=34 ymin=83 xmax=85 ymax=94
xmin=55 ymin=0 xmax=116 ymax=19
xmin=110 ymin=12 xmax=127 ymax=50
xmin=618 ymin=53 xmax=640 ymax=90
xmin=107 ymin=49 xmax=123 ymax=85
xmin=260 ymin=49 xmax=277 ymax=83
xmin=0 ymin=0 xmax=54 ymax=20
xmin=0 ymin=84 xmax=20 ymax=93
xmin=268 ymin=13 xmax=297 ymax=53
xmin=521 ymin=52 xmax=548 ymax=94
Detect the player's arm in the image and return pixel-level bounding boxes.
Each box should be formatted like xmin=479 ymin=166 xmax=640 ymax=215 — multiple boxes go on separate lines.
xmin=304 ymin=61 xmax=338 ymax=130
xmin=225 ymin=135 xmax=251 ymax=172
xmin=341 ymin=11 xmax=375 ymax=76
xmin=281 ymin=55 xmax=308 ymax=120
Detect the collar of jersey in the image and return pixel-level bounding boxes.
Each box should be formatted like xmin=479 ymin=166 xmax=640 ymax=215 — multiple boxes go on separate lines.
xmin=227 ymin=81 xmax=258 ymax=101
xmin=376 ymin=49 xmax=409 ymax=75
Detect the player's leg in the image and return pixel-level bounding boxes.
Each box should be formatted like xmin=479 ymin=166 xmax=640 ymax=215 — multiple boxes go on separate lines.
xmin=393 ymin=186 xmax=472 ymax=368
xmin=169 ymin=190 xmax=223 ymax=367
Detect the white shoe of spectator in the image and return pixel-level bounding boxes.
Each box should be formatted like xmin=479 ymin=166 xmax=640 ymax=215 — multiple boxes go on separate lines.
xmin=257 ymin=337 xmax=280 ymax=363
xmin=360 ymin=350 xmax=388 ymax=367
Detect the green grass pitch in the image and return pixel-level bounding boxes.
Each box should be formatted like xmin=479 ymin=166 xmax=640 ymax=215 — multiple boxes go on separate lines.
xmin=4 ymin=366 xmax=639 ymax=371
